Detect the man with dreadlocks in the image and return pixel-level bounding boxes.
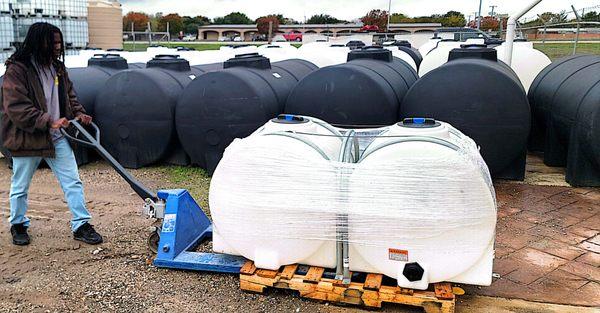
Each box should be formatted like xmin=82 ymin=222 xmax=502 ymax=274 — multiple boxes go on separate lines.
xmin=1 ymin=22 xmax=103 ymax=246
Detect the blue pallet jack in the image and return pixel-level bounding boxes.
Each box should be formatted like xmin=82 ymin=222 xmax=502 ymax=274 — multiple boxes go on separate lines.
xmin=62 ymin=121 xmax=247 ymax=273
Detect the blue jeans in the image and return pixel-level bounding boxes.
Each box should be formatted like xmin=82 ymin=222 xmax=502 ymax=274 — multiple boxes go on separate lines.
xmin=9 ymin=138 xmax=91 ymax=232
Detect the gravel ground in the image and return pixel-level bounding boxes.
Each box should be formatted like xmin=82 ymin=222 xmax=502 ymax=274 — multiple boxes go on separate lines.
xmin=0 ymin=160 xmax=595 ymax=313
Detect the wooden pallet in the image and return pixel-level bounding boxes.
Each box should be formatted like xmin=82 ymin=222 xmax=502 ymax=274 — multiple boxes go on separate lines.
xmin=240 ymin=261 xmax=456 ymax=313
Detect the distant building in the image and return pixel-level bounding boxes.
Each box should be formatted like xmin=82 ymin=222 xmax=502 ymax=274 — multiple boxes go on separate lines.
xmin=198 ymin=23 xmax=441 ymax=41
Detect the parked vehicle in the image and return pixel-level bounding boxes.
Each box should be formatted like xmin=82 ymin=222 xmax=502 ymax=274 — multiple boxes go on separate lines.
xmin=359 ymin=25 xmax=379 ymax=32
xmin=283 ymin=32 xmax=303 ymax=42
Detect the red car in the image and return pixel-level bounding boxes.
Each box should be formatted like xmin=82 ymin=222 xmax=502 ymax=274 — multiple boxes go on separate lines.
xmin=359 ymin=25 xmax=379 ymax=32
xmin=283 ymin=33 xmax=303 ymax=42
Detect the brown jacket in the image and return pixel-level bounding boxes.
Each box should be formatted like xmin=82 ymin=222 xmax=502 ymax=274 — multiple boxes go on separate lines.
xmin=1 ymin=58 xmax=86 ymax=157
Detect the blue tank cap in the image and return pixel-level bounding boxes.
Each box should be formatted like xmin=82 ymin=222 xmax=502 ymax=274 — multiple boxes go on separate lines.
xmin=272 ymin=114 xmax=309 ymax=124
xmin=399 ymin=117 xmax=440 ymax=128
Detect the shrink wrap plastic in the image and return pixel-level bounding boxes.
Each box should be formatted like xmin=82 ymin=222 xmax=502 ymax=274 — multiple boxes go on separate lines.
xmin=210 ymin=121 xmax=496 ymax=251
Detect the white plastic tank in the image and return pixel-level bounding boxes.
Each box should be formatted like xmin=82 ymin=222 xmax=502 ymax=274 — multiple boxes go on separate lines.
xmin=418 ymin=37 xmax=442 ymax=56
xmin=219 ymin=45 xmax=258 ymax=56
xmin=0 ymin=63 xmax=5 ymax=77
xmin=418 ymin=40 xmax=463 ymax=76
xmin=210 ymin=115 xmax=343 ymax=270
xmin=256 ymin=44 xmax=298 ymax=62
xmin=495 ymin=41 xmax=551 ymax=91
xmin=383 ymin=46 xmax=418 ymax=71
xmin=297 ymin=44 xmax=349 ymax=67
xmin=347 ymin=118 xmax=496 ymax=289
xmin=146 ymin=46 xmax=177 ymax=56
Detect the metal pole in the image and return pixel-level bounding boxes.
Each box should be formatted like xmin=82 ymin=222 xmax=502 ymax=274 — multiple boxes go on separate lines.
xmin=167 ymin=22 xmax=170 ymax=44
xmin=131 ymin=22 xmax=135 ymax=51
xmin=268 ymin=20 xmax=273 ymax=43
xmin=505 ymin=0 xmax=544 ymax=66
xmin=386 ymin=0 xmax=391 ymax=40
xmin=571 ymin=5 xmax=581 ymax=55
xmin=477 ymin=0 xmax=483 ymax=29
xmin=147 ymin=21 xmax=152 ymax=46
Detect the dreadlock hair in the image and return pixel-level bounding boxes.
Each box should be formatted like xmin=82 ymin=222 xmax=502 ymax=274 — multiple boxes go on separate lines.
xmin=11 ymin=22 xmax=65 ymax=66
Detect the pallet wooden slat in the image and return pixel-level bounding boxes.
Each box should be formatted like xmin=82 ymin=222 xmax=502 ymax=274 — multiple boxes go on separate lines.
xmin=280 ymin=264 xmax=298 ymax=279
xmin=239 ymin=261 xmax=257 ymax=275
xmin=304 ymin=266 xmax=325 ymax=283
xmin=240 ymin=263 xmax=457 ymax=313
xmin=364 ymin=273 xmax=383 ymax=290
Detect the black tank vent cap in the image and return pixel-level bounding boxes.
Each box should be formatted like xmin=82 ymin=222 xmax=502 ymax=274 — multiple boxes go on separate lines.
xmin=224 ymin=53 xmax=271 ymax=70
xmin=88 ymin=54 xmax=128 ymax=70
xmin=146 ymin=55 xmax=191 ymax=71
xmin=448 ymin=45 xmax=498 ymax=62
xmin=347 ymin=46 xmax=393 ymax=62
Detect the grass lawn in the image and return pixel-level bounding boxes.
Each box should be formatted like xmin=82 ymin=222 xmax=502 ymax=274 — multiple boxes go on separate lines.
xmin=534 ymin=42 xmax=600 ymax=60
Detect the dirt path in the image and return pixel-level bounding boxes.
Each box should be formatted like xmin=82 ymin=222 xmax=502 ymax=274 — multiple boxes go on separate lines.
xmin=0 ymin=161 xmax=596 ymax=312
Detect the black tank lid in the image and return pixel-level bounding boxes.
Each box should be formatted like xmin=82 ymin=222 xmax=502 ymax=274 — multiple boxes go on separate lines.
xmin=398 ymin=117 xmax=441 ymax=128
xmin=224 ymin=52 xmax=271 ymax=70
xmin=347 ymin=46 xmax=393 ymax=62
xmin=316 ymin=39 xmax=328 ymax=42
xmin=88 ymin=54 xmax=128 ymax=69
xmin=330 ymin=44 xmax=346 ymax=47
xmin=226 ymin=44 xmax=251 ymax=48
xmin=514 ymin=38 xmax=528 ymax=42
xmin=440 ymin=39 xmax=458 ymax=42
xmin=448 ymin=44 xmax=497 ymax=62
xmin=266 ymin=45 xmax=281 ymax=48
xmin=271 ymin=114 xmax=309 ymax=124
xmin=387 ymin=40 xmax=412 ymax=48
xmin=146 ymin=55 xmax=191 ymax=71
xmin=176 ymin=46 xmax=194 ymax=51
xmin=107 ymin=48 xmax=124 ymax=51
xmin=346 ymin=40 xmax=366 ymax=50
xmin=84 ymin=47 xmax=102 ymax=50
xmin=431 ymin=36 xmax=442 ymax=39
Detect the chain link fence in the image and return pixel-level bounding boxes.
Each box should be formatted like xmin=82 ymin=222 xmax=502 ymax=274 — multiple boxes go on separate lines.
xmin=513 ymin=5 xmax=599 ymax=60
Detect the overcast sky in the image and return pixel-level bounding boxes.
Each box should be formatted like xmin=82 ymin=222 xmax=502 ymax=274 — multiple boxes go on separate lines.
xmin=120 ymin=0 xmax=599 ymax=22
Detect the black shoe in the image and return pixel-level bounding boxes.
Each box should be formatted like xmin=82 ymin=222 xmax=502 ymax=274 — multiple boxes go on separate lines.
xmin=11 ymin=223 xmax=30 ymax=246
xmin=73 ymin=223 xmax=103 ymax=245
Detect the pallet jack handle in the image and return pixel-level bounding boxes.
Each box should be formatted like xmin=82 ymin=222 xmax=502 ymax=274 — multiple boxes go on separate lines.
xmin=61 ymin=120 xmax=158 ymax=202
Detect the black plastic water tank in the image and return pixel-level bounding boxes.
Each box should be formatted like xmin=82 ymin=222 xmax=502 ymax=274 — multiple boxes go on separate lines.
xmin=537 ymin=55 xmax=600 ymax=186
xmin=385 ymin=40 xmax=423 ymax=68
xmin=401 ymin=46 xmax=530 ymax=180
xmin=528 ymin=55 xmax=600 ymax=152
xmin=94 ymin=55 xmax=220 ymax=168
xmin=176 ymin=53 xmax=318 ymax=173
xmin=285 ymin=46 xmax=418 ymax=127
xmin=68 ymin=54 xmax=129 ymax=116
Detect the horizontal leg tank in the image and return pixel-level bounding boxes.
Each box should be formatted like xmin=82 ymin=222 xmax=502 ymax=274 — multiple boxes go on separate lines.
xmin=209 ymin=115 xmax=497 ymax=289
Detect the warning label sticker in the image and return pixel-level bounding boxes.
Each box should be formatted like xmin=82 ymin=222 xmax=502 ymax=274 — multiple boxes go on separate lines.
xmin=389 ymin=249 xmax=409 ymax=262
xmin=162 ymin=214 xmax=177 ymax=233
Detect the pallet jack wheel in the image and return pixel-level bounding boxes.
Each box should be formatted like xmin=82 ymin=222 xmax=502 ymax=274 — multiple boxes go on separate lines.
xmin=148 ymin=221 xmax=162 ymax=254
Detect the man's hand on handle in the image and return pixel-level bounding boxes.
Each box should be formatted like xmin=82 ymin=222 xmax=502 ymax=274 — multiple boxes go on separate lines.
xmin=76 ymin=114 xmax=93 ymax=125
xmin=51 ymin=117 xmax=70 ymax=129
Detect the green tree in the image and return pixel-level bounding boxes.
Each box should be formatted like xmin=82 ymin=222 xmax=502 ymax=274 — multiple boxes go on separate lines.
xmin=582 ymin=11 xmax=599 ymax=22
xmin=360 ymin=9 xmax=388 ymax=30
xmin=306 ymin=14 xmax=345 ymax=24
xmin=441 ymin=11 xmax=466 ymax=27
xmin=257 ymin=14 xmax=298 ymax=25
xmin=213 ymin=12 xmax=253 ymax=24
xmin=389 ymin=13 xmax=410 ymax=23
xmin=158 ymin=13 xmax=184 ymax=35
xmin=182 ymin=15 xmax=210 ymax=35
